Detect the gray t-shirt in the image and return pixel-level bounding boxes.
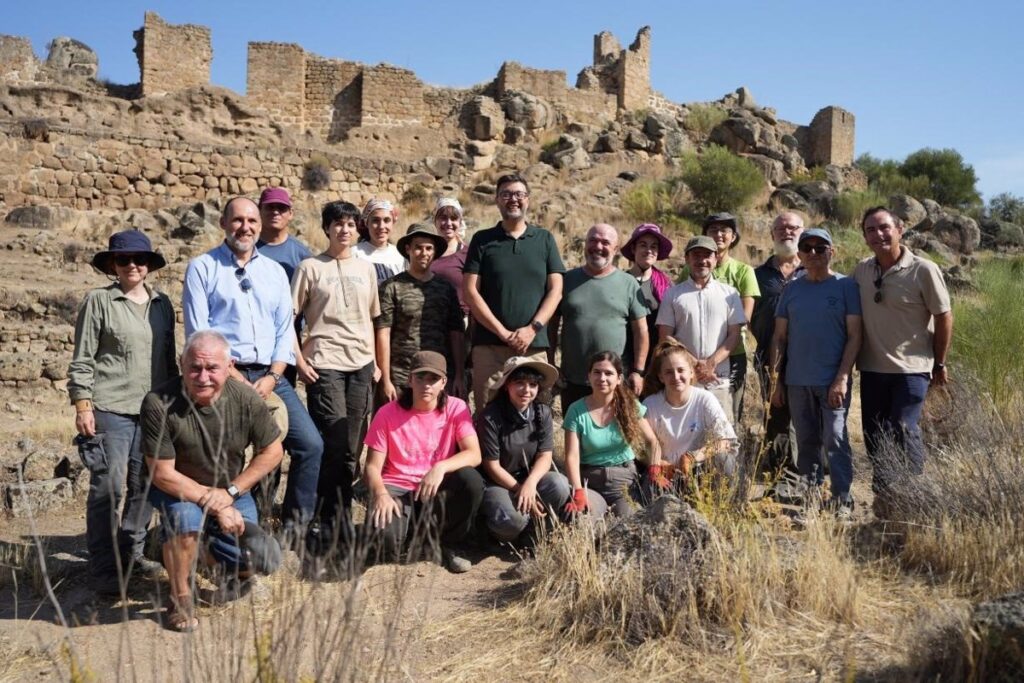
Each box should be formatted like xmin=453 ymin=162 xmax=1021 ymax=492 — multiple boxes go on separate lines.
xmin=474 ymin=399 xmax=554 ymax=482
xmin=142 ymin=377 xmax=281 ymax=487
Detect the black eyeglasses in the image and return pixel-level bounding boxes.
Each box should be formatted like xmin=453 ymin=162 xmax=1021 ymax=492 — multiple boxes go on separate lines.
xmin=113 ymin=254 xmax=149 ymax=267
xmin=798 ymin=244 xmax=830 ymax=255
xmin=873 ymin=276 xmax=883 ymax=303
xmin=235 ymin=267 xmax=253 ymax=293
xmin=498 ymin=190 xmax=528 ymax=201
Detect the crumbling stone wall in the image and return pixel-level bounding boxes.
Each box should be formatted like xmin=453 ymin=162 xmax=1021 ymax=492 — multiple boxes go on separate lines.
xmin=133 ymin=12 xmax=211 ymax=97
xmin=247 ymin=42 xmax=306 ymax=129
xmin=306 ymin=57 xmax=362 ymax=141
xmin=497 ymin=62 xmax=568 ymax=102
xmin=0 ymin=35 xmax=40 ymax=84
xmin=577 ymin=27 xmax=652 ymax=113
xmin=807 ymin=106 xmax=855 ymax=166
xmin=0 ymin=122 xmax=440 ymax=212
xmin=360 ymin=65 xmax=429 ymax=127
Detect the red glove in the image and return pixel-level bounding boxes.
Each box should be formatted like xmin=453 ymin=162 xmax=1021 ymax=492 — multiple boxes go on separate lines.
xmin=563 ymin=488 xmax=589 ymax=514
xmin=648 ymin=464 xmax=672 ymax=490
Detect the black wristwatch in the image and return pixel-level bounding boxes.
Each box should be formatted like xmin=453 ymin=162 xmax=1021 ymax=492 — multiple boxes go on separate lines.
xmin=530 ymin=320 xmax=544 ymax=332
xmin=632 ymin=367 xmax=645 ymax=375
xmin=934 ymin=362 xmax=946 ymax=371
xmin=226 ymin=483 xmax=241 ymax=500
xmin=268 ymin=371 xmax=283 ymax=383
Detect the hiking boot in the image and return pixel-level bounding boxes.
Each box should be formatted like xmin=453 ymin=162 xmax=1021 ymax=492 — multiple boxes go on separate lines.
xmin=129 ymin=555 xmax=164 ymax=578
xmin=834 ymin=499 xmax=855 ymax=524
xmin=441 ymin=547 xmax=472 ymax=574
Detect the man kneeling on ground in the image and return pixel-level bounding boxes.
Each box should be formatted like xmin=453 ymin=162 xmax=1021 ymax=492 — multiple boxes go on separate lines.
xmin=143 ymin=330 xmax=284 ymax=632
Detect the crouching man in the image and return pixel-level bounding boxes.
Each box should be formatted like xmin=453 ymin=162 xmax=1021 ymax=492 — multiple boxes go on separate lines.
xmin=143 ymin=330 xmax=284 ymax=632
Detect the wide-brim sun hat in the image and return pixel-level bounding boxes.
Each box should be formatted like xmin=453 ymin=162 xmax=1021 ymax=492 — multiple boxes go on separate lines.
xmin=91 ymin=229 xmax=167 ymax=275
xmin=485 ymin=356 xmax=559 ymax=403
xmin=397 ymin=223 xmax=448 ymax=257
xmin=622 ymin=223 xmax=673 ymax=262
xmin=702 ymin=211 xmax=741 ymax=247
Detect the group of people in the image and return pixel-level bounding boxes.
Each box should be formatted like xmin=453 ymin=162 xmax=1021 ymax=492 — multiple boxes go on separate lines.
xmin=68 ymin=172 xmax=952 ymax=631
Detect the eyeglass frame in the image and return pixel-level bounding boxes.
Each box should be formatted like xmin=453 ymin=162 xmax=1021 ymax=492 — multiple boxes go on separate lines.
xmin=235 ymin=267 xmax=253 ymax=293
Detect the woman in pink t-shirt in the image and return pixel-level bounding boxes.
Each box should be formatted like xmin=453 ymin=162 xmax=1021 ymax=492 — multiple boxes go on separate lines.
xmin=363 ymin=351 xmax=483 ymax=573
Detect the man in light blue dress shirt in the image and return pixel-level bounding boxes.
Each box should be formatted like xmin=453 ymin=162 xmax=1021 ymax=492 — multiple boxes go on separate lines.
xmin=183 ymin=197 xmax=324 ymax=534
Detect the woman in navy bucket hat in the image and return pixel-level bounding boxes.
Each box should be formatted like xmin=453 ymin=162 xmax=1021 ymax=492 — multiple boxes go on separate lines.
xmin=621 ymin=223 xmax=675 ymax=374
xmin=69 ymin=230 xmax=177 ymax=596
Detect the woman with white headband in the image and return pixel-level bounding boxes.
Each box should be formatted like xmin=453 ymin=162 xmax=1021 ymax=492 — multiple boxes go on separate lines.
xmin=429 ymin=197 xmax=470 ymax=317
xmin=354 ymin=198 xmax=406 ymax=283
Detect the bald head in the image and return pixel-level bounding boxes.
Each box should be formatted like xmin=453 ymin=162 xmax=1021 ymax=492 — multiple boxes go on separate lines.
xmin=584 ymin=223 xmax=620 ymax=274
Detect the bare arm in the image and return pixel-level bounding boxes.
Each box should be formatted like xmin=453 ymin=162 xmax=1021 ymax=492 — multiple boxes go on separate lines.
xmin=564 ymin=429 xmax=582 ymax=490
xmin=416 ymin=433 xmax=483 ymax=501
xmin=769 ymin=317 xmax=789 ymax=407
xmin=628 ymin=317 xmax=649 ymax=395
xmin=481 ymin=458 xmax=520 ymax=491
xmin=740 ymin=296 xmax=755 ymax=328
xmin=375 ymin=327 xmax=397 ymax=401
xmin=639 ymin=417 xmax=662 ymax=465
xmin=828 ymin=315 xmax=862 ymax=409
xmin=232 ymin=440 xmax=284 ymax=493
xmin=509 ymin=273 xmax=564 ymax=354
xmin=364 ymin=447 xmax=402 ymax=529
xmin=547 ymin=311 xmax=561 ymax=365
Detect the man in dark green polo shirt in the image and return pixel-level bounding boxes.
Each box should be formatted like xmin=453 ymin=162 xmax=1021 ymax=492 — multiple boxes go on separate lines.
xmin=463 ymin=173 xmax=566 ymax=411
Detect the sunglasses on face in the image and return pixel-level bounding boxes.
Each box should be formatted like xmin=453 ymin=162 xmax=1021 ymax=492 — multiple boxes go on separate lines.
xmin=113 ymin=254 xmax=149 ymax=267
xmin=798 ymin=244 xmax=830 ymax=255
xmin=235 ymin=267 xmax=253 ymax=293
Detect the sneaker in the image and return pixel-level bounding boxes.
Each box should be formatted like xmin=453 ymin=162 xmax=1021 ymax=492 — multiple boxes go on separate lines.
xmin=835 ymin=500 xmax=855 ymax=524
xmin=441 ymin=547 xmax=472 ymax=574
xmin=129 ymin=555 xmax=164 ymax=578
xmin=241 ymin=521 xmax=282 ymax=575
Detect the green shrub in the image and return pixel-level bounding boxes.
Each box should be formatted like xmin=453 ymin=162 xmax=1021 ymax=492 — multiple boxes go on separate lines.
xmin=788 ymin=166 xmax=828 ymax=184
xmin=819 ymin=222 xmax=869 ymax=275
xmin=302 ymin=153 xmax=332 ymax=191
xmin=401 ymin=183 xmax=429 ymax=205
xmin=833 ymin=189 xmax=887 ymax=230
xmin=682 ymin=104 xmax=728 ymax=137
xmin=620 ymin=181 xmax=694 ymax=235
xmin=677 ymin=145 xmax=764 ymax=214
xmin=900 ymin=148 xmax=981 ymax=209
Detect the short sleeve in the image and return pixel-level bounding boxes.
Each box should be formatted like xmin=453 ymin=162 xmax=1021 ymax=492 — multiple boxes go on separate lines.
xmin=248 ymin=393 xmax=283 ymax=451
xmin=703 ymin=393 xmax=737 ymax=440
xmin=920 ymin=262 xmax=952 ymax=315
xmin=655 ymin=291 xmax=677 ymax=329
xmin=364 ymin=404 xmax=393 ymax=452
xmin=775 ymin=285 xmax=793 ymax=320
xmin=636 ymin=400 xmax=647 ymax=418
xmin=627 ymin=279 xmax=649 ymax=320
xmin=375 ymin=280 xmax=397 ymax=329
xmin=451 ymin=400 xmax=477 ymax=442
xmin=463 ymin=232 xmax=484 ymax=275
xmin=444 ymin=282 xmax=464 ymax=332
xmin=726 ymin=290 xmax=747 ymax=325
xmin=736 ymin=263 xmax=761 ymax=298
xmin=563 ymin=400 xmax=585 ymax=434
xmin=291 ymin=261 xmax=311 ymax=317
xmin=843 ymin=278 xmax=862 ymax=316
xmin=368 ymin=266 xmax=382 ymax=318
xmin=474 ymin=411 xmax=502 ymax=461
xmin=537 ymin=404 xmax=554 ymax=452
xmin=545 ymin=231 xmax=566 ymax=275
xmin=141 ymin=392 xmax=176 ymax=460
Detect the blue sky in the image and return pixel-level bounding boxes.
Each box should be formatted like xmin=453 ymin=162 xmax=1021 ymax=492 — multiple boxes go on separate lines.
xmin=8 ymin=1 xmax=1023 ymax=199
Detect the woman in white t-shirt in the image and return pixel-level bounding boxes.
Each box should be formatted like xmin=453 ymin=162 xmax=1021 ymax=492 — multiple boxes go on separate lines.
xmin=642 ymin=338 xmax=738 ymax=492
xmin=354 ymin=198 xmax=407 ymax=283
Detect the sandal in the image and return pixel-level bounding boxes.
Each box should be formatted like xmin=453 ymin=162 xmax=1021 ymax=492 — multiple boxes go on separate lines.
xmin=164 ymin=593 xmax=198 ymax=633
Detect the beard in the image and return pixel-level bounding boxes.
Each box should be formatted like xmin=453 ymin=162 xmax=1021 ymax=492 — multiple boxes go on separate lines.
xmin=774 ymin=239 xmax=798 ymax=257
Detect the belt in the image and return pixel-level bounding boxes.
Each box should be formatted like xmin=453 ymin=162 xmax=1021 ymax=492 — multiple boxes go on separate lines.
xmin=235 ymin=362 xmax=269 ymax=371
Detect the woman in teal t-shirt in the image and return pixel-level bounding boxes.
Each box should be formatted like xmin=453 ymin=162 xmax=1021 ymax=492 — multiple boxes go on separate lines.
xmin=563 ymin=351 xmax=661 ymax=518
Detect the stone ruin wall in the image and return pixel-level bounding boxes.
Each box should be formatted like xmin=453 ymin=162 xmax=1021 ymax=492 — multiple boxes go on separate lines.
xmin=246 ymin=42 xmax=306 ymax=129
xmin=0 ymin=121 xmax=445 ymax=214
xmin=0 ymin=36 xmax=39 ymax=85
xmin=808 ymin=106 xmax=855 ymax=167
xmin=133 ymin=12 xmax=212 ymax=97
xmin=360 ymin=65 xmax=430 ymax=127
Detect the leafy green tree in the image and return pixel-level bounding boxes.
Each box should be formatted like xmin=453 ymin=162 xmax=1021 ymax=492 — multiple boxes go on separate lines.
xmin=678 ymin=145 xmax=764 ymax=213
xmin=900 ymin=148 xmax=981 ymax=208
xmin=989 ymin=192 xmax=1024 ymax=224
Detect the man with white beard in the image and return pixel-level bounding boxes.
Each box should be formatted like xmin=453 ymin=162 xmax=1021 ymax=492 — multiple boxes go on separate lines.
xmin=548 ymin=223 xmax=650 ymax=411
xmin=751 ymin=212 xmax=805 ymax=489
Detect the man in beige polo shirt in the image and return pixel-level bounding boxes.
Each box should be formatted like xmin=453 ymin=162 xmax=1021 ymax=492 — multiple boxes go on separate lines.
xmin=853 ymin=206 xmax=952 ymax=513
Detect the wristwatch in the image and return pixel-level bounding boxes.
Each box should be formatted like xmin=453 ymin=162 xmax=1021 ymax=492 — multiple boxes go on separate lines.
xmin=268 ymin=371 xmax=283 ymax=383
xmin=934 ymin=362 xmax=946 ymax=371
xmin=226 ymin=483 xmax=241 ymax=500
xmin=530 ymin=320 xmax=544 ymax=332
xmin=632 ymin=367 xmax=645 ymax=375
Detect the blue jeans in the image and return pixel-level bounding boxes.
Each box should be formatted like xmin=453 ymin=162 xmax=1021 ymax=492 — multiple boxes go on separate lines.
xmin=788 ymin=383 xmax=854 ymax=502
xmin=860 ymin=371 xmax=931 ymax=495
xmin=237 ymin=365 xmax=324 ymax=527
xmin=78 ymin=410 xmax=153 ymax=581
xmin=149 ymin=488 xmax=257 ymax=570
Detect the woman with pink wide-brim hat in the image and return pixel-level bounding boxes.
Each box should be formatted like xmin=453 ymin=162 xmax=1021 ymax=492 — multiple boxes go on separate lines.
xmin=621 ymin=223 xmax=674 ymax=373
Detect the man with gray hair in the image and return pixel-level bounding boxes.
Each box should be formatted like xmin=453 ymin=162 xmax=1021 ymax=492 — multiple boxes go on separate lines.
xmin=143 ymin=331 xmax=284 ymax=631
xmin=752 ymin=212 xmax=805 ymax=483
xmin=549 ymin=223 xmax=650 ymax=410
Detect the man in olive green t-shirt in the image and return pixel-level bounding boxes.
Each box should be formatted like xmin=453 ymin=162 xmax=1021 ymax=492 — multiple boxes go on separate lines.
xmin=143 ymin=331 xmax=283 ymax=630
xmin=463 ymin=173 xmax=566 ymax=411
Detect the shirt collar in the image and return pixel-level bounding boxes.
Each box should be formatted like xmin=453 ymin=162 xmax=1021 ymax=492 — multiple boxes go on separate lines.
xmin=216 ymin=241 xmax=261 ymax=267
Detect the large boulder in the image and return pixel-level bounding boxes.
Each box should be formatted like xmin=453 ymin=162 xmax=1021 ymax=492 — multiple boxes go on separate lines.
xmin=979 ymin=218 xmax=1024 ymax=249
xmin=45 ymin=37 xmax=99 ymax=80
xmin=790 ymin=181 xmax=837 ymax=217
xmin=744 ymin=154 xmax=788 ymax=187
xmin=502 ymin=92 xmax=556 ymax=130
xmin=769 ymin=188 xmax=810 ymax=213
xmin=0 ymin=354 xmax=43 ymax=382
xmin=465 ymin=95 xmax=506 ymax=141
xmin=4 ymin=478 xmax=74 ymax=515
xmin=889 ymin=194 xmax=928 ymax=229
xmin=971 ymin=591 xmax=1024 ymax=682
xmin=4 ymin=205 xmax=80 ymax=231
xmin=932 ymin=214 xmax=981 ymax=254
xmin=544 ymin=135 xmax=591 ymax=171
xmin=603 ymin=495 xmax=719 ymax=605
